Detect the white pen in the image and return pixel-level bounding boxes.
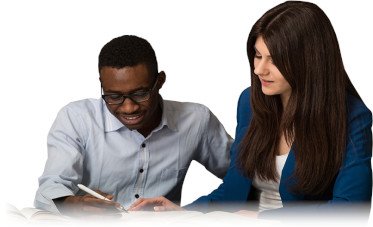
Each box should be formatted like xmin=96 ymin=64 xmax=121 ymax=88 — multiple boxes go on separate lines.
xmin=77 ymin=184 xmax=127 ymax=212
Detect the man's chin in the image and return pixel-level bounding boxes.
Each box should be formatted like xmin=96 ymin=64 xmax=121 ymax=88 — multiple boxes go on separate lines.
xmin=124 ymin=124 xmax=142 ymax=131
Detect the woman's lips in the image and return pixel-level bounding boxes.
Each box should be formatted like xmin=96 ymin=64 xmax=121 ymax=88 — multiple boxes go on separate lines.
xmin=260 ymin=78 xmax=274 ymax=86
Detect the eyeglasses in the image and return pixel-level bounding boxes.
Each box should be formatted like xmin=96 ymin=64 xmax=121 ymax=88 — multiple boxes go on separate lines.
xmin=101 ymin=79 xmax=158 ymax=105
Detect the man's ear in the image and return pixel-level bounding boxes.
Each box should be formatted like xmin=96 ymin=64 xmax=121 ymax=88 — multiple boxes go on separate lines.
xmin=99 ymin=77 xmax=102 ymax=86
xmin=157 ymin=71 xmax=166 ymax=90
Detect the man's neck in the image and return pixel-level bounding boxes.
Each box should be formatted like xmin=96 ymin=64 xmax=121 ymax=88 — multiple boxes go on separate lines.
xmin=138 ymin=103 xmax=163 ymax=138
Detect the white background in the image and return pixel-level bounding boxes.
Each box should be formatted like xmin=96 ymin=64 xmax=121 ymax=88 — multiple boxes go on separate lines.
xmin=1 ymin=0 xmax=372 ymax=223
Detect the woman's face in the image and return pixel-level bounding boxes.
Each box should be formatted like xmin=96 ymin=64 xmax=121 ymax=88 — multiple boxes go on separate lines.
xmin=253 ymin=36 xmax=292 ymax=104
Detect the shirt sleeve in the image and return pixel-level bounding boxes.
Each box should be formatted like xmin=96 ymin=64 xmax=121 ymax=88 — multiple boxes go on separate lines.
xmin=194 ymin=106 xmax=233 ymax=179
xmin=185 ymin=88 xmax=252 ymax=211
xmin=34 ymin=105 xmax=86 ymax=213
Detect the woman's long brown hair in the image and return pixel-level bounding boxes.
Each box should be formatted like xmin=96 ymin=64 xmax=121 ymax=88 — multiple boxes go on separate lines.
xmin=238 ymin=1 xmax=360 ymax=196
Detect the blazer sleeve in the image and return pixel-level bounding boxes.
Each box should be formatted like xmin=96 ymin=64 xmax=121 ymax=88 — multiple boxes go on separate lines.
xmin=184 ymin=88 xmax=253 ymax=211
xmin=259 ymin=95 xmax=372 ymax=219
xmin=331 ymin=95 xmax=372 ymax=201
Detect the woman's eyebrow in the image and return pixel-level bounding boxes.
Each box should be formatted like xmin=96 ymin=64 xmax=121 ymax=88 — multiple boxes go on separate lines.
xmin=254 ymin=46 xmax=271 ymax=58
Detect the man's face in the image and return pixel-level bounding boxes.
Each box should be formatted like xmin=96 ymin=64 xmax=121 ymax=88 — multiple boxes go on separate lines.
xmin=100 ymin=64 xmax=163 ymax=136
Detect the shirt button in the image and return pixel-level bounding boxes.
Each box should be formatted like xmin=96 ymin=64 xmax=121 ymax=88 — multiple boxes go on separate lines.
xmin=141 ymin=143 xmax=146 ymax=148
xmin=139 ymin=169 xmax=144 ymax=173
xmin=135 ymin=194 xmax=140 ymax=198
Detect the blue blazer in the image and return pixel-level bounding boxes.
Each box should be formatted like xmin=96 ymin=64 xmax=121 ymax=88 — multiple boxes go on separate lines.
xmin=187 ymin=87 xmax=372 ymax=217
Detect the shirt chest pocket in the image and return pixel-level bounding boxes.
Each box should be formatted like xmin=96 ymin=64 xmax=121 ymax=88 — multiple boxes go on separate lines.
xmin=160 ymin=167 xmax=188 ymax=181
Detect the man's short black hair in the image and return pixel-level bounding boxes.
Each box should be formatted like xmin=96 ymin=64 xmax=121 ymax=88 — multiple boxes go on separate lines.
xmin=98 ymin=35 xmax=158 ymax=77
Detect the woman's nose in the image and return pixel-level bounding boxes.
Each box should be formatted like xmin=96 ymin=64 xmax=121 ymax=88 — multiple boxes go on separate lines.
xmin=254 ymin=60 xmax=269 ymax=76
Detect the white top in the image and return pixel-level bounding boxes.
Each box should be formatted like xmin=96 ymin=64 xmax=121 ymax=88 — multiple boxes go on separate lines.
xmin=252 ymin=153 xmax=289 ymax=212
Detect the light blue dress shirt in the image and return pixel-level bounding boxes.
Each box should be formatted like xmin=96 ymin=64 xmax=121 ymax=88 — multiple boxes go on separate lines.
xmin=34 ymin=98 xmax=232 ymax=213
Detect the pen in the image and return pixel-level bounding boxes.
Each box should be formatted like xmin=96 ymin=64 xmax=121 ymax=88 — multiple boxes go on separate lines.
xmin=77 ymin=184 xmax=127 ymax=212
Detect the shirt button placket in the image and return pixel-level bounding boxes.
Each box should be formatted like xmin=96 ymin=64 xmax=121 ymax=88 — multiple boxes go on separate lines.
xmin=134 ymin=142 xmax=146 ymax=200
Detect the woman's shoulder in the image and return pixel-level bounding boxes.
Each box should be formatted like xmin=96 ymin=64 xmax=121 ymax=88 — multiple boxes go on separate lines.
xmin=238 ymin=87 xmax=251 ymax=103
xmin=237 ymin=87 xmax=251 ymax=111
xmin=235 ymin=87 xmax=253 ymax=131
xmin=346 ymin=94 xmax=372 ymax=122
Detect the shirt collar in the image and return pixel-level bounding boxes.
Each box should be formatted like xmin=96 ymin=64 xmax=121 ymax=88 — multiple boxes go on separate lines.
xmin=102 ymin=96 xmax=178 ymax=133
xmin=102 ymin=99 xmax=125 ymax=132
xmin=159 ymin=97 xmax=178 ymax=132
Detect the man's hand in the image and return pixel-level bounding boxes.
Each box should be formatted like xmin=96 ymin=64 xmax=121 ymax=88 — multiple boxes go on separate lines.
xmin=128 ymin=196 xmax=184 ymax=211
xmin=54 ymin=190 xmax=121 ymax=217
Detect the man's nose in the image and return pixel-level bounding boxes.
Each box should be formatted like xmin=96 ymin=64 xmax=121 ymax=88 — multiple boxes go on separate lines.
xmin=117 ymin=97 xmax=140 ymax=113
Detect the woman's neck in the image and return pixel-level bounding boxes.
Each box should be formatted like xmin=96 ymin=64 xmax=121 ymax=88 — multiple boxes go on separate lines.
xmin=280 ymin=91 xmax=291 ymax=109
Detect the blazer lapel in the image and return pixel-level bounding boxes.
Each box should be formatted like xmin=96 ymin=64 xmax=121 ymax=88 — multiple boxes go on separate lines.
xmin=279 ymin=149 xmax=305 ymax=202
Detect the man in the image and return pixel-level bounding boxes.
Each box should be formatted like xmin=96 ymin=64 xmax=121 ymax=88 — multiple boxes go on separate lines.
xmin=34 ymin=35 xmax=232 ymax=216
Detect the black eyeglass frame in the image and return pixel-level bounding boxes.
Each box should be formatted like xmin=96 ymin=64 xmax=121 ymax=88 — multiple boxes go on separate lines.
xmin=101 ymin=77 xmax=158 ymax=105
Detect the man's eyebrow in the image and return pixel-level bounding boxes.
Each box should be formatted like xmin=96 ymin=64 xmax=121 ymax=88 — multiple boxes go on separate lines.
xmin=105 ymin=86 xmax=149 ymax=94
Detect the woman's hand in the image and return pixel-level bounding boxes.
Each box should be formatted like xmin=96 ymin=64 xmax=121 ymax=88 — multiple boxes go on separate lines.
xmin=234 ymin=210 xmax=259 ymax=218
xmin=128 ymin=196 xmax=184 ymax=211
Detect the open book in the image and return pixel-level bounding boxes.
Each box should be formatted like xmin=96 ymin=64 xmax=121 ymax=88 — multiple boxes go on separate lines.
xmin=119 ymin=210 xmax=275 ymax=226
xmin=6 ymin=204 xmax=69 ymax=223
xmin=5 ymin=204 xmax=276 ymax=226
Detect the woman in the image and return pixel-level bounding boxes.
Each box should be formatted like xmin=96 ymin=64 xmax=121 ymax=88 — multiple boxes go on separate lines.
xmin=129 ymin=1 xmax=372 ymax=219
